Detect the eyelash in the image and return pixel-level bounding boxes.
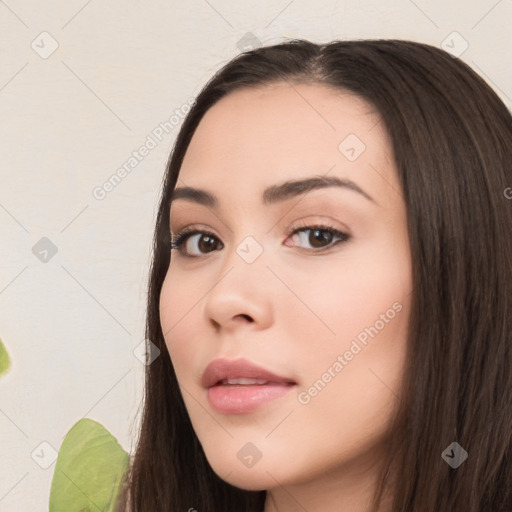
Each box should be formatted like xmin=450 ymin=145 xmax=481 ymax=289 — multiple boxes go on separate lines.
xmin=169 ymin=221 xmax=351 ymax=258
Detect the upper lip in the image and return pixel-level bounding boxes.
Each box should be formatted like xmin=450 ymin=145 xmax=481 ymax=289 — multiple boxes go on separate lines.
xmin=201 ymin=358 xmax=296 ymax=388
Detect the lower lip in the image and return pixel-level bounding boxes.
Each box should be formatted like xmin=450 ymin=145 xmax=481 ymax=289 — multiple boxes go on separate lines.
xmin=207 ymin=383 xmax=295 ymax=414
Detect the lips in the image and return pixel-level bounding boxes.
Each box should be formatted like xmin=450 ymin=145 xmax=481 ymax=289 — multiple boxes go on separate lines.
xmin=201 ymin=358 xmax=296 ymax=389
xmin=202 ymin=358 xmax=297 ymax=414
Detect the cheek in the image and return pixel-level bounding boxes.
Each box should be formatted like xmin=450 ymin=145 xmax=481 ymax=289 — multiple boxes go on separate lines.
xmin=159 ymin=270 xmax=203 ymax=381
xmin=285 ymin=234 xmax=411 ymax=414
xmin=280 ymin=272 xmax=410 ymax=479
xmin=159 ymin=264 xmax=207 ymax=332
xmin=280 ymin=233 xmax=411 ymax=350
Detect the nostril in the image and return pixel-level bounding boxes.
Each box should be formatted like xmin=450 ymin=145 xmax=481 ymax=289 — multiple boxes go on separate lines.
xmin=237 ymin=314 xmax=253 ymax=322
xmin=210 ymin=318 xmax=221 ymax=330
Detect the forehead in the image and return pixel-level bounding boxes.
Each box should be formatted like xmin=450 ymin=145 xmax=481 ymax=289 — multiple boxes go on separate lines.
xmin=176 ymin=82 xmax=398 ymax=209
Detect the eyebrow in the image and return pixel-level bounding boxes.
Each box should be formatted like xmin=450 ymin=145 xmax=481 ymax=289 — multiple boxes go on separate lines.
xmin=169 ymin=175 xmax=377 ymax=209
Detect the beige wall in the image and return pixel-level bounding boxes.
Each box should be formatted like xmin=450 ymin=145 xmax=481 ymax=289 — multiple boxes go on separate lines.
xmin=0 ymin=0 xmax=510 ymax=509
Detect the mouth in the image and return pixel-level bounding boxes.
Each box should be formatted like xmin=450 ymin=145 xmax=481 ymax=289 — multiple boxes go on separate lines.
xmin=216 ymin=377 xmax=291 ymax=386
xmin=202 ymin=358 xmax=297 ymax=414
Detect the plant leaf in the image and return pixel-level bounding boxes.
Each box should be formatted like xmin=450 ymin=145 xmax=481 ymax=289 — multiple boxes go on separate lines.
xmin=0 ymin=337 xmax=11 ymax=377
xmin=49 ymin=418 xmax=130 ymax=512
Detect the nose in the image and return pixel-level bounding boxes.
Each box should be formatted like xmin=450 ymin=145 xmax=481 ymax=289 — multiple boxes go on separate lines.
xmin=202 ymin=246 xmax=274 ymax=333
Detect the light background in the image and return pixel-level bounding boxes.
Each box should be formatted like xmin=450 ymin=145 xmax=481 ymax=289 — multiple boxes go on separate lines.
xmin=0 ymin=0 xmax=511 ymax=509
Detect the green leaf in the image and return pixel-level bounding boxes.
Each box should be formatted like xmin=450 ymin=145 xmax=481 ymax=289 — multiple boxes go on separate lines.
xmin=0 ymin=337 xmax=11 ymax=377
xmin=49 ymin=418 xmax=130 ymax=512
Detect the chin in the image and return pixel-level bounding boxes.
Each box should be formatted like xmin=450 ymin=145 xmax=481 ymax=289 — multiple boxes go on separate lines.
xmin=214 ymin=466 xmax=273 ymax=492
xmin=203 ymin=450 xmax=284 ymax=491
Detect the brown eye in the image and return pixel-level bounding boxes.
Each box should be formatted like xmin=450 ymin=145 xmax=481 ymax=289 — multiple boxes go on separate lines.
xmin=288 ymin=225 xmax=350 ymax=251
xmin=170 ymin=230 xmax=223 ymax=257
xmin=196 ymin=234 xmax=219 ymax=253
xmin=309 ymin=228 xmax=334 ymax=248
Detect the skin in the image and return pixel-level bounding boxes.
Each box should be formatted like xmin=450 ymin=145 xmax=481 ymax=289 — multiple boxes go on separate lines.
xmin=159 ymin=82 xmax=412 ymax=512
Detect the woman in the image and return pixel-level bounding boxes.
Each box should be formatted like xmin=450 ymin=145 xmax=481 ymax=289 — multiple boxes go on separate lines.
xmin=118 ymin=39 xmax=512 ymax=511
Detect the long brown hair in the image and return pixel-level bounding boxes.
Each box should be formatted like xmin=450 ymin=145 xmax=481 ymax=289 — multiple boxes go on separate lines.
xmin=117 ymin=39 xmax=512 ymax=511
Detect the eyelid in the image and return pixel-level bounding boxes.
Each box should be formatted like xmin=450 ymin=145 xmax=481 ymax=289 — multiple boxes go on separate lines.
xmin=170 ymin=215 xmax=351 ymax=241
xmin=288 ymin=216 xmax=352 ymax=239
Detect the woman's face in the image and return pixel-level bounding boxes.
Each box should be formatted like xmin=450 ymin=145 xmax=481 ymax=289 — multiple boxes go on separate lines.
xmin=159 ymin=82 xmax=412 ymax=497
